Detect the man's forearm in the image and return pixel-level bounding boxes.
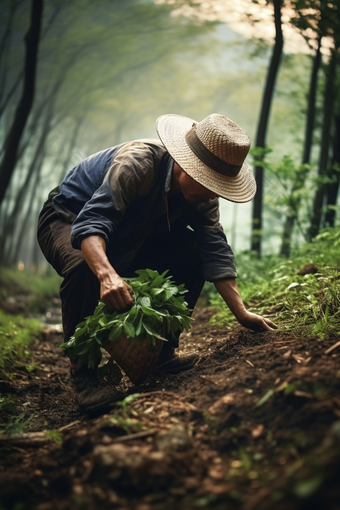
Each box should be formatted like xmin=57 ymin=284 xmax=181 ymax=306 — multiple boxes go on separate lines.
xmin=213 ymin=278 xmax=247 ymax=321
xmin=80 ymin=235 xmax=115 ymax=282
xmin=80 ymin=235 xmax=133 ymax=310
xmin=214 ymin=278 xmax=277 ymax=332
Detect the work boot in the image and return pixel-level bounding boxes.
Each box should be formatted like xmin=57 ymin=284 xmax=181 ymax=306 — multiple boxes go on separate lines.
xmin=71 ymin=367 xmax=124 ymax=413
xmin=153 ymin=344 xmax=199 ymax=374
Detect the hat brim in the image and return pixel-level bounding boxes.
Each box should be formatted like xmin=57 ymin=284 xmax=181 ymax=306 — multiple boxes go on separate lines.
xmin=156 ymin=114 xmax=256 ymax=203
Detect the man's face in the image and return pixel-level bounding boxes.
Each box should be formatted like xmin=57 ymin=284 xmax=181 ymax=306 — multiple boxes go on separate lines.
xmin=174 ymin=163 xmax=218 ymax=204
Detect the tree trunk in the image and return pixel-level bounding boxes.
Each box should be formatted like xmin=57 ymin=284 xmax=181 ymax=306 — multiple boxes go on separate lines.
xmin=0 ymin=0 xmax=43 ymax=206
xmin=0 ymin=0 xmax=19 ymax=107
xmin=10 ymin=117 xmax=84 ymax=266
xmin=308 ymin=49 xmax=337 ymax=240
xmin=324 ymin=114 xmax=340 ymax=228
xmin=251 ymin=0 xmax=283 ymax=257
xmin=280 ymin=38 xmax=322 ymax=257
xmin=0 ymin=99 xmax=55 ymax=265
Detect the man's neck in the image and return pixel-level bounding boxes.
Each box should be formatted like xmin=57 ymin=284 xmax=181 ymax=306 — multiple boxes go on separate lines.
xmin=168 ymin=161 xmax=182 ymax=196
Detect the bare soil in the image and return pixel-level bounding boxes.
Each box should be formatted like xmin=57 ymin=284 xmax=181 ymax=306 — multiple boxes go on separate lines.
xmin=1 ymin=307 xmax=340 ymax=510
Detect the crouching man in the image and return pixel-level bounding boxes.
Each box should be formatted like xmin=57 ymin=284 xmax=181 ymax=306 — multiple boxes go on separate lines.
xmin=38 ymin=113 xmax=277 ymax=412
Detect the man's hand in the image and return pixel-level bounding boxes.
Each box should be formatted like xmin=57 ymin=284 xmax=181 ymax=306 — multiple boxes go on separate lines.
xmin=80 ymin=235 xmax=134 ymax=311
xmin=100 ymin=273 xmax=134 ymax=311
xmin=237 ymin=310 xmax=278 ymax=332
xmin=214 ymin=278 xmax=278 ymax=333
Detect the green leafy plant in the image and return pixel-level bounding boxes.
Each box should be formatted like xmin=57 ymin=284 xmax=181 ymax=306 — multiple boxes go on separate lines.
xmin=106 ymin=394 xmax=143 ymax=434
xmin=0 ymin=413 xmax=33 ymax=437
xmin=45 ymin=430 xmax=63 ymax=445
xmin=0 ymin=396 xmax=17 ymax=414
xmin=210 ymin=225 xmax=340 ymax=339
xmin=25 ymin=364 xmax=39 ymax=373
xmin=60 ymin=269 xmax=193 ymax=369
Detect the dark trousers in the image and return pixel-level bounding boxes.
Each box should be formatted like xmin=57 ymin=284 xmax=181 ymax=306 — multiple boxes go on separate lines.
xmin=37 ymin=203 xmax=205 ymax=361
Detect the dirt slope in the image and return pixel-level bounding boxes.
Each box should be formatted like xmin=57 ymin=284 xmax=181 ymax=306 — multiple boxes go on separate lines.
xmin=1 ymin=307 xmax=340 ymax=510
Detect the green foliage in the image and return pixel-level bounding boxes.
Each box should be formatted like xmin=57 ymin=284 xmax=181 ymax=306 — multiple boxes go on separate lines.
xmin=45 ymin=430 xmax=63 ymax=445
xmin=255 ymin=388 xmax=275 ymax=407
xmin=255 ymin=380 xmax=328 ymax=412
xmin=0 ymin=267 xmax=61 ymax=313
xmin=107 ymin=394 xmax=143 ymax=434
xmin=0 ymin=414 xmax=32 ymax=437
xmin=210 ymin=225 xmax=340 ymax=338
xmin=0 ymin=309 xmax=42 ymax=372
xmin=0 ymin=396 xmax=33 ymax=437
xmin=0 ymin=396 xmax=17 ymax=415
xmin=25 ymin=364 xmax=39 ymax=373
xmin=60 ymin=269 xmax=193 ymax=369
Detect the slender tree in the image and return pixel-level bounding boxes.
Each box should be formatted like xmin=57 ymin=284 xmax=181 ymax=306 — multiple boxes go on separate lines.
xmin=280 ymin=37 xmax=322 ymax=256
xmin=308 ymin=48 xmax=338 ymax=240
xmin=0 ymin=0 xmax=43 ymax=206
xmin=324 ymin=114 xmax=340 ymax=227
xmin=251 ymin=0 xmax=284 ymax=257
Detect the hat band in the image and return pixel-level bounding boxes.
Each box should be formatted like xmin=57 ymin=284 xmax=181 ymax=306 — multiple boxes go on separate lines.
xmin=185 ymin=126 xmax=242 ymax=177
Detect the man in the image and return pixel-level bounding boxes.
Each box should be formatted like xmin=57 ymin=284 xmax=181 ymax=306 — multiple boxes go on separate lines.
xmin=38 ymin=113 xmax=277 ymax=412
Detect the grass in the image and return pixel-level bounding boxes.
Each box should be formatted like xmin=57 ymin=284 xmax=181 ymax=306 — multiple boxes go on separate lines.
xmin=0 ymin=265 xmax=59 ymax=373
xmin=0 ymin=266 xmax=62 ymax=313
xmin=0 ymin=308 xmax=42 ymax=372
xmin=0 ymin=396 xmax=33 ymax=436
xmin=210 ymin=226 xmax=340 ymax=338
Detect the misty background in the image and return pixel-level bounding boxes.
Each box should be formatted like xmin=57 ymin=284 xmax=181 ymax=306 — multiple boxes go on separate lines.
xmin=0 ymin=0 xmax=336 ymax=269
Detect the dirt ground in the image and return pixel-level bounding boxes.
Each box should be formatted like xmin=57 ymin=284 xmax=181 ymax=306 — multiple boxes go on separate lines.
xmin=1 ymin=306 xmax=340 ymax=510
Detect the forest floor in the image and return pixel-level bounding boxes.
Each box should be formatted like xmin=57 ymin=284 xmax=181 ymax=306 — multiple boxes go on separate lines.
xmin=1 ymin=305 xmax=340 ymax=510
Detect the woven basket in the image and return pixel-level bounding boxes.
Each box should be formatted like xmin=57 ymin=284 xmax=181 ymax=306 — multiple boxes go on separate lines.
xmin=102 ymin=335 xmax=163 ymax=384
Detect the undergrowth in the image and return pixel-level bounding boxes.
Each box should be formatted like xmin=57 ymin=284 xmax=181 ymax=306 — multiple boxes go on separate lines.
xmin=0 ymin=396 xmax=33 ymax=436
xmin=0 ymin=266 xmax=61 ymax=313
xmin=0 ymin=309 xmax=42 ymax=373
xmin=210 ymin=227 xmax=340 ymax=338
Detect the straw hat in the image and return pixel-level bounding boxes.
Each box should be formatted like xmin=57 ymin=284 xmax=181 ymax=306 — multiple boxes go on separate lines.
xmin=156 ymin=113 xmax=256 ymax=203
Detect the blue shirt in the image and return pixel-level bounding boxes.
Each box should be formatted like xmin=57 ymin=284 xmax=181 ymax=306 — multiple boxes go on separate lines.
xmin=52 ymin=139 xmax=237 ymax=281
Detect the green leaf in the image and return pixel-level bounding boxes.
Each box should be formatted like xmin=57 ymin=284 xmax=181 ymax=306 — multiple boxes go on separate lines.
xmin=139 ymin=296 xmax=151 ymax=307
xmin=118 ymin=393 xmax=140 ymax=408
xmin=141 ymin=306 xmax=157 ymax=316
xmin=145 ymin=268 xmax=159 ymax=279
xmin=123 ymin=321 xmax=135 ymax=338
xmin=150 ymin=275 xmax=165 ymax=287
xmin=294 ymin=476 xmax=324 ymax=498
xmin=255 ymin=388 xmax=275 ymax=407
xmin=109 ymin=324 xmax=123 ymax=341
xmin=135 ymin=314 xmax=143 ymax=336
xmin=143 ymin=322 xmax=158 ymax=337
xmin=128 ymin=305 xmax=138 ymax=319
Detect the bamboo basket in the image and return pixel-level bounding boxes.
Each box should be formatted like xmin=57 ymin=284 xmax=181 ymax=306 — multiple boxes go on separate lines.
xmin=102 ymin=335 xmax=163 ymax=384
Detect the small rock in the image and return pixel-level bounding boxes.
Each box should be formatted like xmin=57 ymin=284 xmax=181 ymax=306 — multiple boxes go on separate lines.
xmin=154 ymin=425 xmax=192 ymax=452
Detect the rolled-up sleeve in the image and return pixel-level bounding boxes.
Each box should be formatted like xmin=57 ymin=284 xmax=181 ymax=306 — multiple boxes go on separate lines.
xmin=191 ymin=200 xmax=237 ymax=281
xmin=70 ymin=142 xmax=155 ymax=250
